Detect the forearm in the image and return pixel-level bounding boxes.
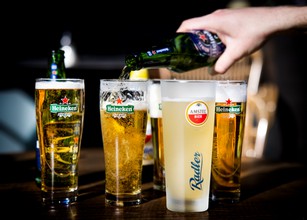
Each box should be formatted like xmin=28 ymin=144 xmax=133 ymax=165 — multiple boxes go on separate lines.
xmin=268 ymin=6 xmax=307 ymax=34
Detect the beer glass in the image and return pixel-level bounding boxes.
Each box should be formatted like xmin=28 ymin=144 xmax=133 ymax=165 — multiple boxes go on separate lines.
xmin=211 ymin=80 xmax=247 ymax=203
xmin=100 ymin=79 xmax=148 ymax=206
xmin=161 ymin=80 xmax=216 ymax=212
xmin=148 ymin=79 xmax=165 ymax=191
xmin=35 ymin=78 xmax=85 ymax=206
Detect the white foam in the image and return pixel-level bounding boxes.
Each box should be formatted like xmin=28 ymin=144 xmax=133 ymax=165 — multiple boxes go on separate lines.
xmin=215 ymin=82 xmax=247 ymax=102
xmin=161 ymin=80 xmax=216 ymax=99
xmin=35 ymin=80 xmax=84 ymax=89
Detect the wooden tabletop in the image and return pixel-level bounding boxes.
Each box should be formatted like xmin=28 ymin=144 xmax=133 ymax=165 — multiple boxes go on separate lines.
xmin=0 ymin=147 xmax=306 ymax=219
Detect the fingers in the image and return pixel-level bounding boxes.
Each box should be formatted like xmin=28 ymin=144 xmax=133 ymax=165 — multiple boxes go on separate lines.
xmin=176 ymin=17 xmax=202 ymax=32
xmin=177 ymin=10 xmax=225 ymax=33
xmin=176 ymin=15 xmax=214 ymax=32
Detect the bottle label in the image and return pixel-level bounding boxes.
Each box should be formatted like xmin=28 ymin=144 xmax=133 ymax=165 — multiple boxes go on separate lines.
xmin=189 ymin=30 xmax=225 ymax=57
xmin=50 ymin=96 xmax=79 ymax=118
xmin=146 ymin=47 xmax=172 ymax=56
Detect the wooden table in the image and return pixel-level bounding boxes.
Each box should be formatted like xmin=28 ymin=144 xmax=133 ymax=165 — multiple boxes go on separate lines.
xmin=0 ymin=147 xmax=306 ymax=219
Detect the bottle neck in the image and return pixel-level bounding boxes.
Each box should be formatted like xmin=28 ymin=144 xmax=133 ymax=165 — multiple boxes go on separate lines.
xmin=126 ymin=46 xmax=173 ymax=71
xmin=47 ymin=50 xmax=66 ymax=79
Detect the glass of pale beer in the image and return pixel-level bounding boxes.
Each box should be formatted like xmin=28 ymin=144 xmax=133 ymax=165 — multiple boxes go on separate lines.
xmin=161 ymin=80 xmax=216 ymax=212
xmin=100 ymin=79 xmax=149 ymax=206
xmin=35 ymin=78 xmax=85 ymax=207
xmin=148 ymin=79 xmax=165 ymax=191
xmin=211 ymin=80 xmax=247 ymax=203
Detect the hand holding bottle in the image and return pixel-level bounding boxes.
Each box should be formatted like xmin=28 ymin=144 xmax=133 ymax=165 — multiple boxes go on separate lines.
xmin=177 ymin=6 xmax=307 ymax=74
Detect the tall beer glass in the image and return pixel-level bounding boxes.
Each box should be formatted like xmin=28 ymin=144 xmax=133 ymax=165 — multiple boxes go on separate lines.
xmin=211 ymin=80 xmax=247 ymax=203
xmin=161 ymin=80 xmax=216 ymax=212
xmin=148 ymin=79 xmax=165 ymax=191
xmin=35 ymin=78 xmax=85 ymax=206
xmin=100 ymin=79 xmax=148 ymax=206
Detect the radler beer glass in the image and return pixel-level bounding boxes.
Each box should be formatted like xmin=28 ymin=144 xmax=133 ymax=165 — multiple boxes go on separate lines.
xmin=161 ymin=80 xmax=216 ymax=212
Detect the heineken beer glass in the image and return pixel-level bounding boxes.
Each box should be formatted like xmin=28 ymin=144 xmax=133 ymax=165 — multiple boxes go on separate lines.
xmin=161 ymin=80 xmax=216 ymax=212
xmin=148 ymin=79 xmax=165 ymax=191
xmin=100 ymin=79 xmax=148 ymax=206
xmin=35 ymin=78 xmax=85 ymax=206
xmin=211 ymin=80 xmax=247 ymax=203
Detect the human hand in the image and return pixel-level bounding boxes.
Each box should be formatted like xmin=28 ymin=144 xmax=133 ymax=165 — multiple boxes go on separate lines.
xmin=177 ymin=6 xmax=307 ymax=74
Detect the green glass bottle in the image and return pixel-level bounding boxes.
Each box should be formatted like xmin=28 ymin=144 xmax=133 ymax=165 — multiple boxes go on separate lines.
xmin=36 ymin=49 xmax=67 ymax=187
xmin=47 ymin=49 xmax=67 ymax=79
xmin=122 ymin=30 xmax=226 ymax=79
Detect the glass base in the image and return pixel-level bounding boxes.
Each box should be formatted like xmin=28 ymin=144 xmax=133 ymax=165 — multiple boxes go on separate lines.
xmin=42 ymin=190 xmax=77 ymax=207
xmin=166 ymin=197 xmax=209 ymax=212
xmin=105 ymin=192 xmax=142 ymax=207
xmin=211 ymin=190 xmax=240 ymax=204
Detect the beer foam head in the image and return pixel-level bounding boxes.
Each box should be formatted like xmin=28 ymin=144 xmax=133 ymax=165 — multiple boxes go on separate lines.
xmin=215 ymin=81 xmax=247 ymax=102
xmin=35 ymin=79 xmax=85 ymax=89
xmin=161 ymin=80 xmax=216 ymax=99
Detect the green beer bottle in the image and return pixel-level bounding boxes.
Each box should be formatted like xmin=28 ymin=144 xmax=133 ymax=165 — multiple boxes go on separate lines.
xmin=121 ymin=30 xmax=225 ymax=79
xmin=47 ymin=49 xmax=67 ymax=79
xmin=36 ymin=49 xmax=67 ymax=187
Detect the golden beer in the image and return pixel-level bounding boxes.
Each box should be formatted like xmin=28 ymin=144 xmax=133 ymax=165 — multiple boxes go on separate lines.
xmin=35 ymin=78 xmax=85 ymax=206
xmin=150 ymin=117 xmax=165 ymax=190
xmin=161 ymin=80 xmax=216 ymax=212
xmin=211 ymin=80 xmax=247 ymax=203
xmin=148 ymin=79 xmax=165 ymax=191
xmin=100 ymin=79 xmax=148 ymax=206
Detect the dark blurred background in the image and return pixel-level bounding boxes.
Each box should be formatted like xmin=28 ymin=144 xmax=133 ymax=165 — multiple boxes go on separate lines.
xmin=1 ymin=0 xmax=306 ymax=163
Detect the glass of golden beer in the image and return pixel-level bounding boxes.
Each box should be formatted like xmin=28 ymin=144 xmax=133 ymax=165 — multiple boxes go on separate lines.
xmin=35 ymin=78 xmax=85 ymax=207
xmin=100 ymin=79 xmax=148 ymax=206
xmin=211 ymin=80 xmax=247 ymax=203
xmin=148 ymin=79 xmax=165 ymax=191
xmin=161 ymin=80 xmax=216 ymax=212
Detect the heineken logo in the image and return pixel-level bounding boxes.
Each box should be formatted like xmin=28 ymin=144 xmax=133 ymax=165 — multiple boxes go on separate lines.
xmin=215 ymin=98 xmax=241 ymax=114
xmin=215 ymin=106 xmax=241 ymax=114
xmin=50 ymin=96 xmax=79 ymax=113
xmin=50 ymin=104 xmax=78 ymax=113
xmin=106 ymin=104 xmax=134 ymax=113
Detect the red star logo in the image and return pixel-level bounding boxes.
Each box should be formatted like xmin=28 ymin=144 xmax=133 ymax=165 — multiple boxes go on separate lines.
xmin=199 ymin=34 xmax=207 ymax=41
xmin=226 ymin=98 xmax=232 ymax=105
xmin=61 ymin=96 xmax=69 ymax=104
xmin=116 ymin=98 xmax=123 ymax=104
xmin=74 ymin=137 xmax=79 ymax=143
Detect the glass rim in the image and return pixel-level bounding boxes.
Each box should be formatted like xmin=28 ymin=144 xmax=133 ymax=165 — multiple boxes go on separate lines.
xmin=36 ymin=78 xmax=84 ymax=81
xmin=160 ymin=79 xmax=217 ymax=84
xmin=215 ymin=79 xmax=247 ymax=84
xmin=100 ymin=79 xmax=149 ymax=82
